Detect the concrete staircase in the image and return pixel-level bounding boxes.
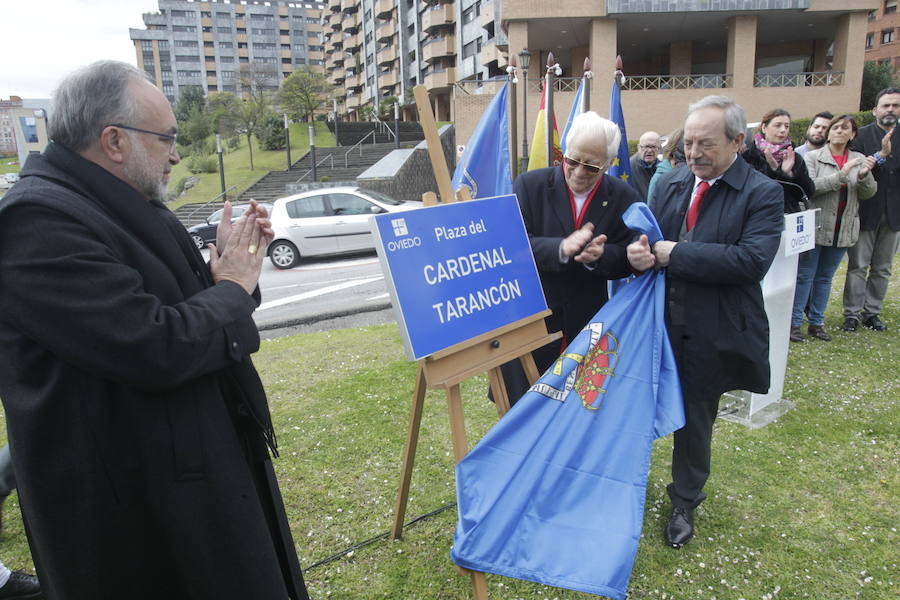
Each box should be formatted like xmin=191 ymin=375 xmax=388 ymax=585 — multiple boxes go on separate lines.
xmin=328 ymin=121 xmax=425 ymax=146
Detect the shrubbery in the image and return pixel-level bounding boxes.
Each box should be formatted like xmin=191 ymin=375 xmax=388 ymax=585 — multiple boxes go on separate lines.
xmin=186 ymin=155 xmax=219 ymax=174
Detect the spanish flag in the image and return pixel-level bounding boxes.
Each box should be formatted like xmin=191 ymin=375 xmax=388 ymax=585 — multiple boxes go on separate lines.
xmin=527 ymin=85 xmax=563 ymax=171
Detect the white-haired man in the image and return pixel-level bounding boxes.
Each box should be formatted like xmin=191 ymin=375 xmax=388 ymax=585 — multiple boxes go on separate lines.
xmin=628 ymin=96 xmax=783 ymax=548
xmin=0 ymin=61 xmax=308 ymax=599
xmin=629 ymin=130 xmax=661 ymax=200
xmin=505 ymin=111 xmax=641 ymax=399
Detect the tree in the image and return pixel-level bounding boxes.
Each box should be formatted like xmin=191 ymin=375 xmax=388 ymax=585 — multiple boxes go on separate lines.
xmin=206 ymin=92 xmax=242 ymax=137
xmin=277 ymin=68 xmax=330 ymax=122
xmin=234 ymin=96 xmax=272 ymax=170
xmin=180 ymin=105 xmax=212 ymax=149
xmin=175 ymin=86 xmax=206 ymax=123
xmin=378 ymin=95 xmax=399 ymax=120
xmin=259 ymin=114 xmax=286 ymax=151
xmin=860 ymin=61 xmax=899 ymax=111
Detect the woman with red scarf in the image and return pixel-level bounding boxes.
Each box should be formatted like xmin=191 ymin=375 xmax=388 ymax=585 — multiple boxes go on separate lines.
xmin=793 ymin=115 xmax=877 ymax=342
xmin=742 ymin=108 xmax=815 ymax=214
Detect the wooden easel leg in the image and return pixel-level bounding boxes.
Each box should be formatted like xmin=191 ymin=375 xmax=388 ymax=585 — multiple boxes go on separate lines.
xmin=446 ymin=384 xmax=469 ymax=463
xmin=391 ymin=363 xmax=428 ymax=540
xmin=519 ymin=351 xmax=541 ymax=386
xmin=487 ymin=366 xmax=511 ymax=417
xmin=471 ymin=570 xmax=489 ymax=599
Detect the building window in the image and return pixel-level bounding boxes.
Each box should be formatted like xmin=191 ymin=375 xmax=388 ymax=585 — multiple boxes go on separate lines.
xmin=175 ymin=40 xmax=198 ymax=47
xmin=306 ymin=16 xmax=318 ymax=23
xmin=173 ymin=25 xmax=198 ymax=32
xmin=216 ymin=11 xmax=231 ymax=18
xmin=220 ymin=56 xmax=234 ymax=63
xmin=867 ymin=32 xmax=875 ymax=49
xmin=141 ymin=40 xmax=153 ymax=51
xmin=217 ymin=26 xmax=232 ymax=33
xmin=886 ymin=0 xmax=897 ymax=14
xmin=158 ymin=40 xmax=169 ymax=51
xmin=882 ymin=29 xmax=894 ymax=44
xmin=462 ymin=41 xmax=475 ymax=59
xmin=462 ymin=7 xmax=474 ymax=24
xmin=175 ymin=55 xmax=202 ymax=63
xmin=170 ymin=10 xmax=197 ymax=18
xmin=238 ymin=42 xmax=248 ymax=49
xmin=869 ymin=10 xmax=878 ymax=19
xmin=252 ymin=28 xmax=275 ymax=35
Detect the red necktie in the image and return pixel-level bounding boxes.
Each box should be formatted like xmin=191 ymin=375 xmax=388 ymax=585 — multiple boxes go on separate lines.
xmin=686 ymin=181 xmax=710 ymax=231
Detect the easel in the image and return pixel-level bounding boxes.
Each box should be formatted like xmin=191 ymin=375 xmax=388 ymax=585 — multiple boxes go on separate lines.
xmin=389 ymin=86 xmax=561 ymax=599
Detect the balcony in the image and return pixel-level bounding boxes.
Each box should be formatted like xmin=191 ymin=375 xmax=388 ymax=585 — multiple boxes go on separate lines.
xmin=378 ymin=68 xmax=399 ymax=88
xmin=422 ymin=35 xmax=455 ymax=63
xmin=424 ymin=66 xmax=456 ymax=89
xmin=375 ymin=0 xmax=394 ymax=19
xmin=422 ymin=3 xmax=454 ymax=32
xmin=620 ymin=74 xmax=734 ymax=91
xmin=377 ymin=45 xmax=397 ymax=66
xmin=341 ymin=0 xmax=358 ymax=13
xmin=479 ymin=3 xmax=494 ymax=27
xmin=480 ymin=40 xmax=504 ymax=66
xmin=375 ymin=19 xmax=397 ymax=42
xmin=345 ymin=72 xmax=363 ymax=88
xmin=329 ymin=0 xmax=341 ymax=10
xmin=347 ymin=93 xmax=362 ymax=109
xmin=754 ymin=71 xmax=843 ymax=88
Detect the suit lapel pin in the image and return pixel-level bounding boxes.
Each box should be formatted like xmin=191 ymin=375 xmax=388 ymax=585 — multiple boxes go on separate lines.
xmin=602 ymin=201 xmax=608 ymax=207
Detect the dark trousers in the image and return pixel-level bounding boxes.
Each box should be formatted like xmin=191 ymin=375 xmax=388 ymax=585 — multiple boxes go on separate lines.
xmin=666 ymin=325 xmax=722 ymax=509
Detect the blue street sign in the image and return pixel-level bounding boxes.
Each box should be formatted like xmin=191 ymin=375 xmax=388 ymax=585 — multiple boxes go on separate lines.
xmin=372 ymin=194 xmax=547 ymax=360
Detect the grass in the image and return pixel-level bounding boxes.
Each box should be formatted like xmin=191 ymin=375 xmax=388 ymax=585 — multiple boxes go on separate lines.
xmin=0 ymin=158 xmax=19 ymax=175
xmin=167 ymin=121 xmax=335 ymax=211
xmin=0 ymin=264 xmax=896 ymax=599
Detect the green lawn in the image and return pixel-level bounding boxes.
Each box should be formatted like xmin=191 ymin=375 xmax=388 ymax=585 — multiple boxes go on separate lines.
xmin=0 ymin=158 xmax=19 ymax=175
xmin=167 ymin=121 xmax=335 ymax=211
xmin=0 ymin=264 xmax=896 ymax=600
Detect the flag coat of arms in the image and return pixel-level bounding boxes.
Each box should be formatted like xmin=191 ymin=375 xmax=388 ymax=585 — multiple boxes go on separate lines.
xmin=452 ymin=204 xmax=684 ymax=599
xmin=451 ymin=81 xmax=512 ymax=199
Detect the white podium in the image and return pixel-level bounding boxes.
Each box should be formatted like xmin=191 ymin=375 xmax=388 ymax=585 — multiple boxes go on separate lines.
xmin=720 ymin=209 xmax=817 ymax=428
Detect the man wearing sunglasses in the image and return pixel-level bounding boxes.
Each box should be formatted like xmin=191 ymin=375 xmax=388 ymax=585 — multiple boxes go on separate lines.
xmin=506 ymin=111 xmax=642 ymax=400
xmin=627 ymin=96 xmax=782 ymax=550
xmin=0 ymin=61 xmax=309 ymax=599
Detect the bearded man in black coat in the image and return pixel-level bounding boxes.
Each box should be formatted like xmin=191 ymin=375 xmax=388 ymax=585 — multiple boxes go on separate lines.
xmin=0 ymin=61 xmax=309 ymax=599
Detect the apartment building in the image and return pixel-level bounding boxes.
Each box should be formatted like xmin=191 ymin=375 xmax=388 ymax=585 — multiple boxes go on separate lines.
xmin=1 ymin=97 xmax=51 ymax=163
xmin=451 ymin=0 xmax=878 ymax=149
xmin=322 ymin=0 xmax=504 ymax=122
xmin=0 ymin=98 xmax=22 ymax=156
xmin=129 ymin=0 xmax=327 ymax=104
xmin=864 ymin=0 xmax=900 ymax=73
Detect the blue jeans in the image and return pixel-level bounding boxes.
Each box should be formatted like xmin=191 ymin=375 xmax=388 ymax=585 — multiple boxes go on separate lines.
xmin=791 ymin=245 xmax=847 ymax=327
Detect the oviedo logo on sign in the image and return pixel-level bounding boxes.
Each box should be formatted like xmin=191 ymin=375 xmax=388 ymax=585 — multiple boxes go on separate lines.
xmin=387 ymin=217 xmax=422 ymax=251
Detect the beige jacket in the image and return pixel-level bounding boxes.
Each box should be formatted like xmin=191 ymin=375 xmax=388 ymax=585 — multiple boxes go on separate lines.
xmin=804 ymin=147 xmax=877 ymax=247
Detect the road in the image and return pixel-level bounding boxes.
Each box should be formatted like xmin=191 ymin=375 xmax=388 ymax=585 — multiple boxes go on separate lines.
xmin=201 ymin=248 xmax=396 ymax=333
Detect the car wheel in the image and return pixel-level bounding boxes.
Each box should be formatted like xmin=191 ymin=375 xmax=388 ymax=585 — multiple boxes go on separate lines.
xmin=191 ymin=233 xmax=205 ymax=250
xmin=270 ymin=240 xmax=299 ymax=269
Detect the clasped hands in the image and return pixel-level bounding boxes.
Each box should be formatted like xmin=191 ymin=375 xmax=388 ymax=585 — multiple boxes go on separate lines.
xmin=209 ymin=199 xmax=274 ymax=294
xmin=562 ymin=223 xmax=607 ymax=264
xmin=626 ymin=235 xmax=676 ymax=271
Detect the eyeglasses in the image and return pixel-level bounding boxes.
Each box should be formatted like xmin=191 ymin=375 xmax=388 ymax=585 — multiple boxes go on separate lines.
xmin=639 ymin=144 xmax=660 ymax=151
xmin=108 ymin=123 xmax=177 ymax=152
xmin=563 ymin=155 xmax=604 ymax=174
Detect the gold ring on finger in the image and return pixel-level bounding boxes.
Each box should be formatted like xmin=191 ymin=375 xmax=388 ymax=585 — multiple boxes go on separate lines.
xmin=248 ymin=245 xmax=258 ymax=255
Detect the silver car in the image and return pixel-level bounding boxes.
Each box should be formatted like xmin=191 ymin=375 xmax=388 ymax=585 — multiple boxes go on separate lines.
xmin=268 ymin=187 xmax=420 ymax=269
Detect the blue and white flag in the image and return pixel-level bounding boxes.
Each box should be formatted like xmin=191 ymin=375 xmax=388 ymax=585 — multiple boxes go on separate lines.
xmin=451 ymin=82 xmax=512 ymax=199
xmin=607 ymin=78 xmax=632 ymax=186
xmin=560 ymin=78 xmax=585 ymax=156
xmin=452 ymin=203 xmax=684 ymax=599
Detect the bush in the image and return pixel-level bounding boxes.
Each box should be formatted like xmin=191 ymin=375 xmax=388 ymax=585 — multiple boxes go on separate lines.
xmin=259 ymin=115 xmax=286 ymax=151
xmin=227 ymin=136 xmax=241 ymax=151
xmin=186 ymin=154 xmax=219 ymax=174
xmin=789 ymin=110 xmax=875 ymax=146
xmin=175 ymin=143 xmax=190 ymax=159
xmin=320 ymin=175 xmax=330 ymax=182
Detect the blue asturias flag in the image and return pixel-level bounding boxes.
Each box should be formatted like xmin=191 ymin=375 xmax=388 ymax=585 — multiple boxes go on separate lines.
xmin=451 ymin=82 xmax=512 ymax=199
xmin=451 ymin=203 xmax=684 ymax=599
xmin=560 ymin=77 xmax=585 ymax=156
xmin=607 ymin=78 xmax=632 ymax=185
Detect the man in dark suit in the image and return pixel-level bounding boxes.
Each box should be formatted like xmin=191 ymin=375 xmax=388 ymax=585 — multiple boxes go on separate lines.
xmin=0 ymin=61 xmax=308 ymax=599
xmin=627 ymin=96 xmax=783 ymax=548
xmin=512 ymin=111 xmax=642 ymax=388
xmin=844 ymin=87 xmax=900 ymax=332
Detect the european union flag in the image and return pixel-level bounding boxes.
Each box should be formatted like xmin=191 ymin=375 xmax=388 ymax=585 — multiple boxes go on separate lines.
xmin=452 ymin=204 xmax=684 ymax=599
xmin=607 ymin=78 xmax=632 ymax=186
xmin=451 ymin=82 xmax=512 ymax=199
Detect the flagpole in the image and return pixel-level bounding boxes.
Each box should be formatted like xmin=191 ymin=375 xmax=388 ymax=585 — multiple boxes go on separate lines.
xmin=545 ymin=52 xmax=556 ymax=167
xmin=583 ymin=57 xmax=592 ymax=112
xmin=508 ymin=55 xmax=519 ymax=179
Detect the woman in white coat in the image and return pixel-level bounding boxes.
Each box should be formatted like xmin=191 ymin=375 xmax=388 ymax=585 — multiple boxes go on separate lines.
xmin=792 ymin=115 xmax=877 ymax=342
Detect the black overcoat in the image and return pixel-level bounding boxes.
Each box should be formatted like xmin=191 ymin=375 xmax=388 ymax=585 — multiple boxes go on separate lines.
xmin=650 ymin=156 xmax=783 ymax=398
xmin=741 ymin=142 xmax=815 ymax=214
xmin=514 ymin=166 xmax=640 ymax=345
xmin=0 ymin=144 xmax=308 ymax=600
xmin=851 ymin=122 xmax=900 ymax=231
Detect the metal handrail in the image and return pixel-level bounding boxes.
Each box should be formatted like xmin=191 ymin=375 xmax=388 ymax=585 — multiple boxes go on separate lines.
xmin=372 ymin=114 xmax=396 ymax=142
xmin=344 ymin=130 xmax=375 ymax=167
xmin=294 ymin=153 xmax=335 ymax=183
xmin=180 ymin=185 xmax=239 ymax=224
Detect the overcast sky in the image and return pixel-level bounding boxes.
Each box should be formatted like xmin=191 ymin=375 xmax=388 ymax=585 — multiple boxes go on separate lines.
xmin=0 ymin=0 xmax=161 ymax=99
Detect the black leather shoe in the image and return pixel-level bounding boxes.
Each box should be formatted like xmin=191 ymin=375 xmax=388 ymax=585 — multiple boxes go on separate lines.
xmin=0 ymin=571 xmax=42 ymax=599
xmin=665 ymin=506 xmax=694 ymax=548
xmin=807 ymin=325 xmax=832 ymax=341
xmin=863 ymin=315 xmax=887 ymax=331
xmin=841 ymin=317 xmax=859 ymax=332
xmin=789 ymin=325 xmax=805 ymax=342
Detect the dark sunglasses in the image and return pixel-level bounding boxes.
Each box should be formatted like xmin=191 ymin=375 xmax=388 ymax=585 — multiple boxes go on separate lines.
xmin=564 ymin=155 xmax=604 ymax=174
